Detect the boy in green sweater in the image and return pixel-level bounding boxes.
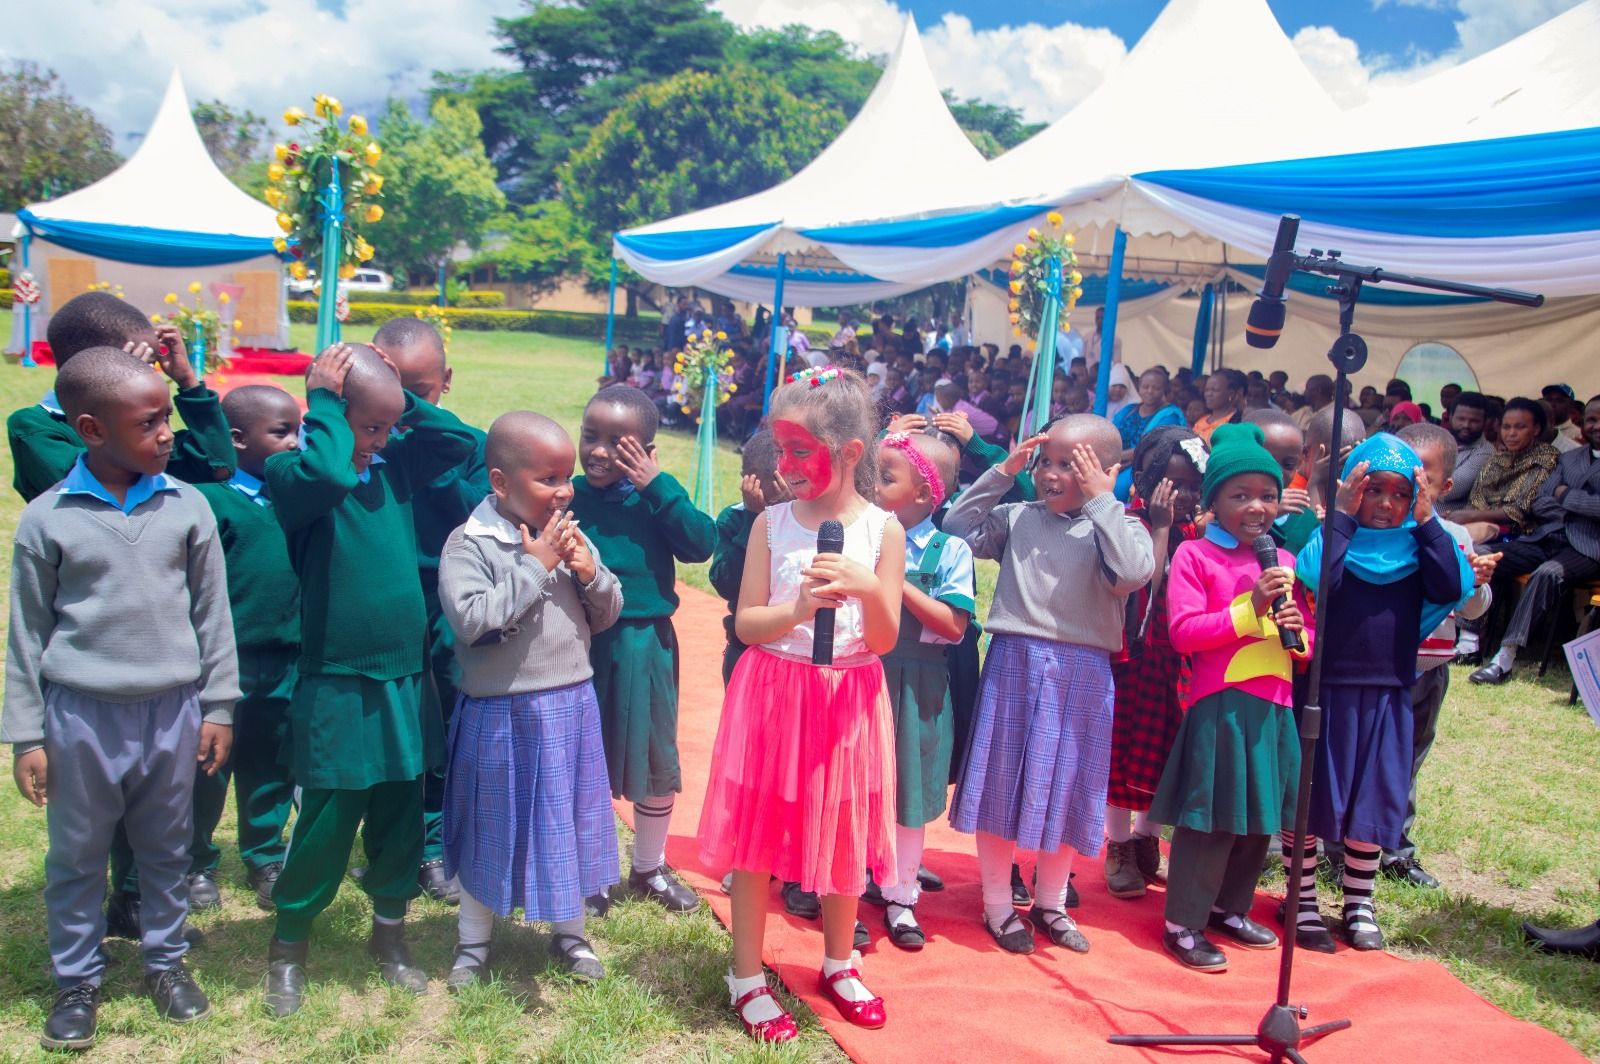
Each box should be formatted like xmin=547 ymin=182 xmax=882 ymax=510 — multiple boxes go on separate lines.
xmin=8 ymin=291 xmax=237 ymax=937
xmin=708 ymin=430 xmax=787 ymax=685
xmin=261 ymin=344 xmax=477 ymax=1016
xmin=570 ymin=384 xmax=717 ymax=913
xmin=373 ymin=317 xmax=489 ymax=904
xmin=193 ymin=386 xmax=304 ymax=912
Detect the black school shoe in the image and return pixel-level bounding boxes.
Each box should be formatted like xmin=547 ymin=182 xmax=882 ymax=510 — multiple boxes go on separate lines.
xmin=105 ymin=892 xmax=205 ymax=947
xmin=1523 ymin=919 xmax=1600 ymax=961
xmin=41 ymin=983 xmax=99 ymax=1051
xmin=1010 ymin=863 xmax=1031 ymax=907
xmin=1275 ymin=899 xmax=1336 ymax=954
xmin=249 ymin=862 xmax=283 ymax=911
xmin=1340 ymin=908 xmax=1384 ymax=952
xmin=627 ymin=865 xmax=699 ymax=912
xmin=782 ymin=881 xmax=821 ymax=920
xmin=916 ymin=864 xmax=945 ymax=892
xmin=854 ymin=920 xmax=871 ymax=951
xmin=1381 ymin=856 xmax=1440 ymax=889
xmin=1163 ymin=929 xmax=1228 ymax=972
xmin=263 ymin=937 xmax=309 ymax=1017
xmin=368 ymin=921 xmax=429 ymax=994
xmin=187 ymin=870 xmax=222 ymax=911
xmin=418 ymin=859 xmax=461 ymax=905
xmin=1207 ymin=912 xmax=1279 ymax=949
xmin=145 ymin=962 xmax=210 ymax=1023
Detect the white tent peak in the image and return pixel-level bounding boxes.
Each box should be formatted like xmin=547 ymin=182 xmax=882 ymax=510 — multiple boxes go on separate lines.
xmin=25 ymin=69 xmax=279 ymax=238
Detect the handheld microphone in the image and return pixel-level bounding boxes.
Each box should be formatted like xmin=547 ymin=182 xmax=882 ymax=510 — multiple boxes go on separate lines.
xmin=812 ymin=520 xmax=845 ymax=665
xmin=1252 ymin=534 xmax=1304 ymax=653
xmin=1245 ymin=214 xmax=1300 ymax=350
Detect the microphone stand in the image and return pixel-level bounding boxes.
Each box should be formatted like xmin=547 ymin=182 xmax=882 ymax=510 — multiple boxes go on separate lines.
xmin=1110 ymin=230 xmax=1542 ymax=1063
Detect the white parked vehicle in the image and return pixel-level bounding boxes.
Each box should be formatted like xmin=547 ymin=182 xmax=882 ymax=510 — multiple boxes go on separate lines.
xmin=286 ymin=268 xmax=394 ymax=300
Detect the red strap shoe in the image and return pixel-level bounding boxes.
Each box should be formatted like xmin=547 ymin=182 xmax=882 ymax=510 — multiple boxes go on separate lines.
xmin=817 ymin=966 xmax=886 ymax=1029
xmin=732 ymin=985 xmax=798 ymax=1043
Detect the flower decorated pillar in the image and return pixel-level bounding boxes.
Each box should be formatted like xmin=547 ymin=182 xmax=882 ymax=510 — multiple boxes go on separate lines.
xmin=1092 ymin=226 xmax=1127 ymax=416
xmin=1009 ymin=212 xmax=1081 ymax=438
xmin=763 ymin=253 xmax=788 ymax=415
xmin=673 ymin=329 xmax=736 ymax=514
xmin=14 ymin=232 xmax=39 ymax=368
xmin=602 ymin=254 xmax=619 ymax=375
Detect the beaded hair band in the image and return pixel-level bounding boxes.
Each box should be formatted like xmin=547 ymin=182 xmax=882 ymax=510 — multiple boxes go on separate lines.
xmin=788 ymin=364 xmax=842 ymax=388
xmin=881 ymin=432 xmax=947 ymax=506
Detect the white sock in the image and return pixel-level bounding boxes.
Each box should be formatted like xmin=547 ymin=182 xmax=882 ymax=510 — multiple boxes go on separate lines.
xmin=456 ymin=889 xmax=494 ymax=965
xmin=373 ymin=913 xmax=403 ymax=927
xmin=632 ymin=796 xmax=674 ymax=874
xmin=1456 ymin=630 xmax=1479 ymax=654
xmin=1210 ymin=905 xmax=1245 ymax=929
xmin=728 ymin=970 xmax=782 ymax=1024
xmin=976 ymin=831 xmax=1017 ymax=929
xmin=1105 ymin=805 xmax=1134 ymax=843
xmin=1034 ymin=848 xmax=1076 ymax=911
xmin=1492 ymin=644 xmax=1517 ymax=671
xmin=1133 ymin=809 xmax=1157 ymax=837
xmin=881 ymin=825 xmax=924 ymax=907
xmin=822 ymin=952 xmax=873 ymax=1003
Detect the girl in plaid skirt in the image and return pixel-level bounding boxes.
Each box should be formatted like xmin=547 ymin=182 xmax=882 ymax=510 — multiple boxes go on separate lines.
xmin=1105 ymin=428 xmax=1207 ymax=900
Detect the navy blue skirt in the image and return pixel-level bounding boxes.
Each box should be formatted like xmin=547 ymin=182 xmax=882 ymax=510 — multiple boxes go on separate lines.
xmin=1308 ymin=683 xmax=1413 ymax=850
xmin=443 ymin=681 xmax=620 ymax=921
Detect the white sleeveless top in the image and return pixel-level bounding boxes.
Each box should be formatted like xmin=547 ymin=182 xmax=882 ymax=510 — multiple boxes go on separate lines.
xmin=763 ymin=501 xmax=893 ymax=664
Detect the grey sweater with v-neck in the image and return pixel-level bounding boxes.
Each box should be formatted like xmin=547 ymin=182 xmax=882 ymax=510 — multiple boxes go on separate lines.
xmin=3 ymin=483 xmax=240 ymax=746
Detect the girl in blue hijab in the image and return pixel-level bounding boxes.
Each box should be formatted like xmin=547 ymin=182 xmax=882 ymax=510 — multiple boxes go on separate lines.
xmin=1287 ymin=434 xmax=1471 ymax=954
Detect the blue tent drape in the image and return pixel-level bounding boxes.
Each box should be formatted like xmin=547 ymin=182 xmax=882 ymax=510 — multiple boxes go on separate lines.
xmin=18 ymin=209 xmax=285 ymax=267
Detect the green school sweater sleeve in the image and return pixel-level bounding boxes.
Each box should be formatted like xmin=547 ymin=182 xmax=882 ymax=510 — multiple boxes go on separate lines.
xmin=196 ymin=482 xmax=300 ymax=651
xmin=166 ymin=385 xmax=237 ymax=485
xmin=709 ymin=505 xmax=757 ymax=606
xmin=639 ymin=472 xmax=717 ymax=563
xmin=264 ymin=389 xmax=360 ymax=532
xmin=387 ymin=392 xmax=480 ymax=498
xmin=963 ymin=433 xmax=1036 ymax=501
xmin=7 ymin=405 xmax=82 ymax=502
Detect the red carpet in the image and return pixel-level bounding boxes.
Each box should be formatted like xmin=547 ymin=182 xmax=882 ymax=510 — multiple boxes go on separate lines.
xmin=26 ymin=341 xmax=310 ymax=376
xmin=623 ymin=582 xmax=1586 ymax=1063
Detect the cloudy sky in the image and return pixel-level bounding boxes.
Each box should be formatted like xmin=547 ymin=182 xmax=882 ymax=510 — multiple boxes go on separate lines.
xmin=4 ymin=0 xmax=1584 ymax=146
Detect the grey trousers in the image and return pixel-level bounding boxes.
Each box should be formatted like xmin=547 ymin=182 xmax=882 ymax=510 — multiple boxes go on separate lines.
xmin=43 ymin=683 xmax=200 ymax=986
xmin=1391 ymin=665 xmax=1449 ymax=862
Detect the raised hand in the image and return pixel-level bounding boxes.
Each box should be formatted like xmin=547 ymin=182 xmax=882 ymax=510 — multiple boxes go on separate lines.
xmin=559 ymin=519 xmax=598 ymax=584
xmin=1335 ymin=460 xmax=1370 ymax=518
xmin=306 ymin=343 xmax=355 ymax=397
xmin=1147 ymin=477 xmax=1177 ymax=530
xmin=614 ymin=435 xmax=661 ymax=489
xmin=1069 ymin=443 xmax=1118 ymax=500
xmin=521 ymin=508 xmax=566 ymax=572
xmin=1412 ymin=464 xmax=1437 ymax=525
xmin=740 ymin=474 xmax=766 ymax=514
xmin=886 ymin=412 xmax=928 ymax=436
xmin=1279 ymin=486 xmax=1313 ymax=515
xmin=931 ymin=410 xmax=974 ymax=446
xmin=1001 ymin=433 xmax=1049 ymax=477
xmin=151 ymin=323 xmax=199 ymax=389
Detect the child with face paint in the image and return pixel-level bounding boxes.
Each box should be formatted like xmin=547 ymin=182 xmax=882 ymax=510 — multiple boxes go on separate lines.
xmin=1104 ymin=426 xmax=1208 ymax=902
xmin=864 ymin=431 xmax=974 ymax=950
xmin=569 ymin=385 xmax=717 ymax=915
xmin=1146 ymin=424 xmax=1311 ymax=971
xmin=1288 ymin=433 xmax=1470 ymax=953
xmin=697 ymin=366 xmax=907 ymax=1042
xmin=945 ymin=415 xmax=1155 ymax=957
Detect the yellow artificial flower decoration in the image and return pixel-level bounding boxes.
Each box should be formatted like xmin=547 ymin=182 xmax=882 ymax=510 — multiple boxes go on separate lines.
xmin=364 ymin=204 xmax=384 ymax=223
xmin=283 ymin=107 xmax=306 ymax=126
xmin=274 ymin=143 xmax=288 ymax=162
xmin=728 ymin=383 xmax=737 ymax=393
xmin=1069 ymin=270 xmax=1082 ymax=285
xmin=1061 ymin=320 xmax=1072 ymax=333
xmin=289 ymin=261 xmax=308 ymax=280
xmin=1009 ymin=313 xmax=1020 ymax=324
xmin=364 ymin=173 xmax=384 ymax=195
xmin=149 ymin=314 xmax=163 ymax=325
xmin=338 ymin=262 xmax=357 ymax=279
xmin=264 ymin=188 xmax=282 ymax=208
xmin=1013 ymin=243 xmax=1028 ymax=258
xmin=1008 ymin=299 xmax=1019 ymax=311
xmin=188 ymin=281 xmax=202 ymax=294
xmin=1046 ymin=211 xmax=1063 ymax=226
xmin=233 ymin=319 xmax=243 ymax=331
xmin=273 ymin=237 xmax=288 ymax=254
xmin=267 ymin=162 xmax=285 ymax=183
xmin=349 ymin=115 xmax=367 ymax=137
xmin=164 ymin=292 xmax=178 ymax=304
xmin=716 ymin=330 xmax=727 ymax=340
xmin=1008 ymin=279 xmax=1023 ymax=295
xmin=327 ymin=97 xmax=342 ymax=116
xmin=1027 ymin=227 xmax=1040 ymax=241
xmin=276 ymin=212 xmax=294 ymax=232
xmin=1009 ymin=259 xmax=1024 ymax=274
xmin=216 ymin=292 xmax=229 ymax=304
xmin=354 ymin=238 xmax=375 ymax=262
xmin=1064 ymin=232 xmax=1076 ymax=247
xmin=364 ymin=142 xmax=383 ymax=165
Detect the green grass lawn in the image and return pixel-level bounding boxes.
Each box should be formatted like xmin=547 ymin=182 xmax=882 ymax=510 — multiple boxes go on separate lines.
xmin=0 ymin=313 xmax=1595 ymax=1060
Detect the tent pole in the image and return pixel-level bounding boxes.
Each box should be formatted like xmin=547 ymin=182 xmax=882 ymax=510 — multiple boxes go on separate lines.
xmin=763 ymin=253 xmax=788 ymax=415
xmin=1093 ymin=227 xmax=1126 ymax=416
xmin=603 ymin=254 xmax=618 ymax=376
xmin=1215 ymin=278 xmax=1227 ymax=370
xmin=1189 ymin=283 xmax=1214 ymax=377
xmin=437 ymin=263 xmax=447 ymax=308
xmin=19 ymin=232 xmax=35 ymax=368
xmin=314 ymin=157 xmax=343 ymax=353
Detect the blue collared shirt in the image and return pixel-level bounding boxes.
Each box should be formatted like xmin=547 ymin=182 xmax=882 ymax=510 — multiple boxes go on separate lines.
xmin=229 ymin=467 xmax=269 ymax=506
xmin=57 ymin=455 xmax=177 ymax=514
xmin=903 ymin=515 xmax=977 ymax=645
xmin=39 ymin=390 xmax=62 ymax=417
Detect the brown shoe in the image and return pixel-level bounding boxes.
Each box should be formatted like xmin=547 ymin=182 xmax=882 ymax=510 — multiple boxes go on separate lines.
xmin=1132 ymin=832 xmax=1166 ymax=884
xmin=1104 ymin=839 xmax=1146 ymax=899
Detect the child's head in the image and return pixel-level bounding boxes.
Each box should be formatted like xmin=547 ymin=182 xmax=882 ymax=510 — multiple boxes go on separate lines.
xmin=768 ymin=366 xmax=878 ymax=500
xmin=875 ymin=431 xmax=956 ymax=524
xmin=47 ymin=292 xmax=157 ymax=365
xmin=1132 ymin=425 xmax=1207 ymax=523
xmin=373 ymin=318 xmax=450 ymax=404
xmin=222 ymin=385 xmax=301 ymax=479
xmin=1052 ymin=375 xmax=1068 ymax=402
xmin=740 ymin=429 xmax=786 ymax=504
xmin=1064 ymin=383 xmax=1091 ymax=415
xmin=1343 ymin=433 xmax=1419 ymax=530
xmin=1033 ymin=414 xmax=1121 ymax=515
xmin=933 ymin=379 xmax=962 ymax=411
xmin=341 ymin=343 xmax=406 ymax=474
xmin=579 ymin=384 xmax=659 ymax=489
xmin=1244 ymin=408 xmax=1304 ymax=486
xmin=486 ymin=411 xmax=576 ymax=530
xmin=1136 ymin=368 xmax=1168 ymax=408
xmin=55 ymin=347 xmax=172 ymax=480
xmin=1303 ymin=404 xmax=1368 ymax=474
xmin=1200 ymin=423 xmax=1283 ymax=542
xmin=1396 ymin=422 xmax=1456 ymax=502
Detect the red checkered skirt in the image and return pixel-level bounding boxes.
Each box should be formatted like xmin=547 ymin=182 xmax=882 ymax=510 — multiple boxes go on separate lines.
xmin=1108 ymin=642 xmax=1189 ymax=810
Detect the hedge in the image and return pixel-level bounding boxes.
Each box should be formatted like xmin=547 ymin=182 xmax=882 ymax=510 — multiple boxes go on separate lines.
xmin=287 ymin=301 xmax=661 ymax=342
xmin=0 ymin=268 xmax=9 ymax=289
xmin=346 ymin=290 xmax=506 ymax=308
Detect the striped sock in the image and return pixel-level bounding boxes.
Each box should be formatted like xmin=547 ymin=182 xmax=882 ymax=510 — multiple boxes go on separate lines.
xmin=631 ymin=796 xmax=675 ymax=874
xmin=1282 ymin=833 xmax=1321 ymax=928
xmin=1341 ymin=839 xmax=1381 ymax=930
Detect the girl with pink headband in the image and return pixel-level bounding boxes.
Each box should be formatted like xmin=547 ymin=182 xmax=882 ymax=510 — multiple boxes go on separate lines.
xmin=863 ymin=431 xmax=975 ymax=950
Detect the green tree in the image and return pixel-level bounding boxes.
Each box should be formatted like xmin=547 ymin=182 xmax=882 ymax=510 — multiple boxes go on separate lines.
xmin=373 ymin=97 xmax=506 ymax=285
xmin=0 ymin=62 xmax=119 ymax=211
xmin=191 ymin=98 xmax=269 ymax=180
xmin=560 ymin=65 xmax=844 ymax=245
xmin=946 ymin=95 xmax=1045 ymax=159
xmin=726 ymin=27 xmax=880 ymax=118
xmin=469 ymin=199 xmax=606 ymax=292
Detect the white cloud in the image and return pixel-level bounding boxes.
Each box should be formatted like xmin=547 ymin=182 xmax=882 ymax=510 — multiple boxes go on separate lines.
xmin=1451 ymin=0 xmax=1586 ymax=57
xmin=713 ymin=0 xmax=1126 ymax=122
xmin=1291 ymin=25 xmax=1374 ymax=108
xmin=1 ymin=0 xmax=521 ymax=147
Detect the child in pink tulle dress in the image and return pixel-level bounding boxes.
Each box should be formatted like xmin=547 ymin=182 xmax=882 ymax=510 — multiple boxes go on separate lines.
xmin=697 ymin=365 xmax=906 ymax=1043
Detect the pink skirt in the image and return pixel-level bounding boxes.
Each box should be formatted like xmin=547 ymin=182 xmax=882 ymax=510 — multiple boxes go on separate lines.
xmin=697 ymin=647 xmax=897 ymax=897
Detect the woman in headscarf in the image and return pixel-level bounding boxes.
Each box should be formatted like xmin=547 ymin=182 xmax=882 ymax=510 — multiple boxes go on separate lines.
xmin=1103 ymin=362 xmax=1137 ymax=421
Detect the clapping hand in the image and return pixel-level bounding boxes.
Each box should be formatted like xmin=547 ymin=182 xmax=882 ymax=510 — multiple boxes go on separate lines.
xmin=558 ymin=518 xmax=597 ymax=584
xmin=521 ymin=509 xmax=568 ymax=572
xmin=1279 ymin=486 xmax=1313 ymax=515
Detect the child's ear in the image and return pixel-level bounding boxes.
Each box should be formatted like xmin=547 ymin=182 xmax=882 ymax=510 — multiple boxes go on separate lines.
xmin=488 ymin=467 xmax=510 ymax=499
xmin=73 ymin=413 xmax=106 ymax=447
xmin=1441 ymin=475 xmax=1454 ymax=496
xmin=441 ymin=366 xmax=453 ymax=396
xmin=230 ymin=426 xmax=247 ymax=453
xmin=840 ymin=438 xmax=865 ymax=468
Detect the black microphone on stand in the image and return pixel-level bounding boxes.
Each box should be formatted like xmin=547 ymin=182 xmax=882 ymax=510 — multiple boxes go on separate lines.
xmin=812 ymin=519 xmax=845 ymax=665
xmin=1252 ymin=533 xmax=1304 ymax=653
xmin=1245 ymin=214 xmax=1300 ymax=349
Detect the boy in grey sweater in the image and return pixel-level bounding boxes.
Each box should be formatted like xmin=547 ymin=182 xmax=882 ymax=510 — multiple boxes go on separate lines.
xmin=4 ymin=348 xmax=239 ymax=1051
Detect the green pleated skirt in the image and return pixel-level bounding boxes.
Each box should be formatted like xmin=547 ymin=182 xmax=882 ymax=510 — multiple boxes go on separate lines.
xmin=590 ymin=618 xmax=681 ymax=802
xmin=883 ymin=642 xmax=954 ymax=828
xmin=285 ymin=671 xmax=444 ymax=791
xmin=1148 ymin=688 xmax=1299 ymax=836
